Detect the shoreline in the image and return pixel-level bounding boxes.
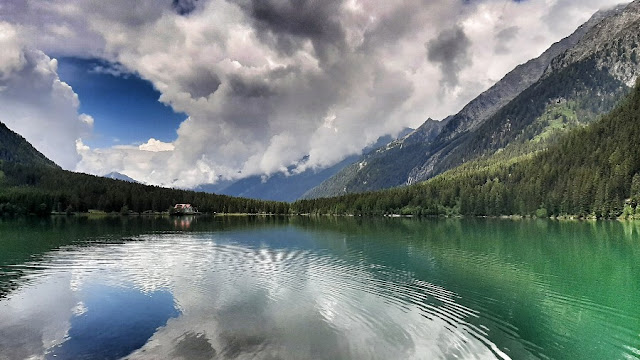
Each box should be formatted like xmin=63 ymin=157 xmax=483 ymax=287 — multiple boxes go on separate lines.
xmin=40 ymin=211 xmax=640 ymax=222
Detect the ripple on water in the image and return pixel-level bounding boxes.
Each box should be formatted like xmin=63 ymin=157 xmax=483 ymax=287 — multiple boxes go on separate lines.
xmin=1 ymin=230 xmax=638 ymax=360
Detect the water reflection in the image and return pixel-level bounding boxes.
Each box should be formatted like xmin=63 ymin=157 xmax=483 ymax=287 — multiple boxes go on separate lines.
xmin=172 ymin=215 xmax=196 ymax=230
xmin=47 ymin=285 xmax=179 ymax=359
xmin=0 ymin=217 xmax=638 ymax=359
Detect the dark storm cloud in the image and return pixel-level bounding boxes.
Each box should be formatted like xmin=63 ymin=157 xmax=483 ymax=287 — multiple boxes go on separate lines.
xmin=360 ymin=3 xmax=425 ymax=52
xmin=426 ymin=25 xmax=472 ymax=88
xmin=94 ymin=2 xmax=166 ymax=27
xmin=173 ymin=0 xmax=199 ymax=15
xmin=228 ymin=75 xmax=276 ymax=99
xmin=181 ymin=70 xmax=221 ymax=99
xmin=232 ymin=0 xmax=347 ymax=62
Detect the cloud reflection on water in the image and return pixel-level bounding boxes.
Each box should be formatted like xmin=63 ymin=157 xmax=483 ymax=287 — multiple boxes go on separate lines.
xmin=0 ymin=228 xmax=506 ymax=360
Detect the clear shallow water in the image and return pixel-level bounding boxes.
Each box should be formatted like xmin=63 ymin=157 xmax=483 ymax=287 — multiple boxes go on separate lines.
xmin=0 ymin=216 xmax=639 ymax=360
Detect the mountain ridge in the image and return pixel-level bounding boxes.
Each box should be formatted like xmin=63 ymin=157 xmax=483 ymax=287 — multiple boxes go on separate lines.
xmin=302 ymin=120 xmax=446 ymax=199
xmin=0 ymin=121 xmax=59 ymax=169
xmin=196 ymin=128 xmax=413 ymax=201
xmin=306 ymin=1 xmax=639 ymax=198
xmin=292 ymin=77 xmax=640 ymax=218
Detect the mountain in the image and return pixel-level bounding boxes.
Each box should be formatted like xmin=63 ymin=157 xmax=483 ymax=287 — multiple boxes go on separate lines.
xmin=292 ymin=77 xmax=640 ymax=218
xmin=0 ymin=121 xmax=289 ymax=216
xmin=302 ymin=120 xmax=446 ymax=199
xmin=307 ymin=2 xmax=637 ymax=198
xmin=547 ymin=1 xmax=640 ymax=86
xmin=196 ymin=156 xmax=357 ymax=202
xmin=406 ymin=1 xmax=640 ymax=183
xmin=0 ymin=151 xmax=289 ymax=217
xmin=196 ymin=129 xmax=413 ymax=202
xmin=103 ymin=172 xmax=139 ymax=183
xmin=0 ymin=121 xmax=58 ymax=168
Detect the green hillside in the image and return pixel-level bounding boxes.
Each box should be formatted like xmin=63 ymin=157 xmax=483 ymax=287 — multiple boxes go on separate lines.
xmin=0 ymin=121 xmax=289 ymax=216
xmin=0 ymin=161 xmax=290 ymax=216
xmin=0 ymin=122 xmax=58 ymax=168
xmin=292 ymin=79 xmax=640 ymax=219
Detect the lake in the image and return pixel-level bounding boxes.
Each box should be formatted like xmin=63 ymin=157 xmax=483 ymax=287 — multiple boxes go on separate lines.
xmin=0 ymin=216 xmax=638 ymax=359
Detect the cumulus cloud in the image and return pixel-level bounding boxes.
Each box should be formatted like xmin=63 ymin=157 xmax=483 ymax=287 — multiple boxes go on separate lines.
xmin=138 ymin=138 xmax=175 ymax=152
xmin=76 ymin=139 xmax=175 ymax=185
xmin=0 ymin=0 xmax=631 ymax=186
xmin=79 ymin=113 xmax=94 ymax=126
xmin=0 ymin=22 xmax=25 ymax=81
xmin=0 ymin=21 xmax=92 ymax=169
xmin=172 ymin=0 xmax=201 ymax=15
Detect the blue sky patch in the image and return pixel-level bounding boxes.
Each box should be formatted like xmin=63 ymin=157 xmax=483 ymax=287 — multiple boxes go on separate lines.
xmin=56 ymin=57 xmax=186 ymax=148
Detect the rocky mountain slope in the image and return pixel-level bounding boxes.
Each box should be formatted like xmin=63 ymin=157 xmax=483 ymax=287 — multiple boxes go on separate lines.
xmin=307 ymin=2 xmax=639 ymax=198
xmin=293 ymin=78 xmax=640 ymax=218
xmin=547 ymin=1 xmax=640 ymax=86
xmin=197 ymin=129 xmax=412 ymax=202
xmin=302 ymin=120 xmax=445 ymax=199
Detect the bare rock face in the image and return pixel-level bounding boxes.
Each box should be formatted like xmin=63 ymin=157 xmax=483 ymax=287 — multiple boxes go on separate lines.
xmin=546 ymin=2 xmax=640 ymax=87
xmin=407 ymin=1 xmax=640 ymax=185
xmin=443 ymin=5 xmax=617 ymax=138
xmin=306 ymin=1 xmax=640 ymax=199
xmin=377 ymin=118 xmax=447 ymax=152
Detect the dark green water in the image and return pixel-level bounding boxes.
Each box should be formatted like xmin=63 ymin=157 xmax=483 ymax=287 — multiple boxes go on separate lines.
xmin=0 ymin=216 xmax=638 ymax=359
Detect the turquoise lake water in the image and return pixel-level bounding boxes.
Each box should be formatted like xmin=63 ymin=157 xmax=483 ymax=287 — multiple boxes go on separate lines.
xmin=0 ymin=216 xmax=638 ymax=359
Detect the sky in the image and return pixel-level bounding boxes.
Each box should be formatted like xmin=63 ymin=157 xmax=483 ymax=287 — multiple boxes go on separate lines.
xmin=0 ymin=0 xmax=631 ymax=187
xmin=56 ymin=57 xmax=186 ymax=148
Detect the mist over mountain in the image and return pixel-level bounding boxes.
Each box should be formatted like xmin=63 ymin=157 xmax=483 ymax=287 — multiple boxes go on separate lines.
xmin=196 ymin=129 xmax=413 ymax=201
xmin=103 ymin=172 xmax=139 ymax=183
xmin=303 ymin=120 xmax=446 ymax=199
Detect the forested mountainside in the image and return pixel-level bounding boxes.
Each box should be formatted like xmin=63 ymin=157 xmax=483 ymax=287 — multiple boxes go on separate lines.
xmin=293 ymin=79 xmax=640 ymax=218
xmin=307 ymin=2 xmax=638 ymax=198
xmin=0 ymin=121 xmax=289 ymax=216
xmin=0 ymin=121 xmax=58 ymax=169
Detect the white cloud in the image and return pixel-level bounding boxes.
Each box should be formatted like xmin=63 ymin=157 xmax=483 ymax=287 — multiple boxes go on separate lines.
xmin=89 ymin=62 xmax=132 ymax=78
xmin=138 ymin=138 xmax=175 ymax=152
xmin=0 ymin=22 xmax=92 ymax=169
xmin=0 ymin=0 xmax=630 ymax=186
xmin=79 ymin=113 xmax=94 ymax=126
xmin=76 ymin=139 xmax=174 ymax=185
xmin=0 ymin=22 xmax=26 ymax=81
